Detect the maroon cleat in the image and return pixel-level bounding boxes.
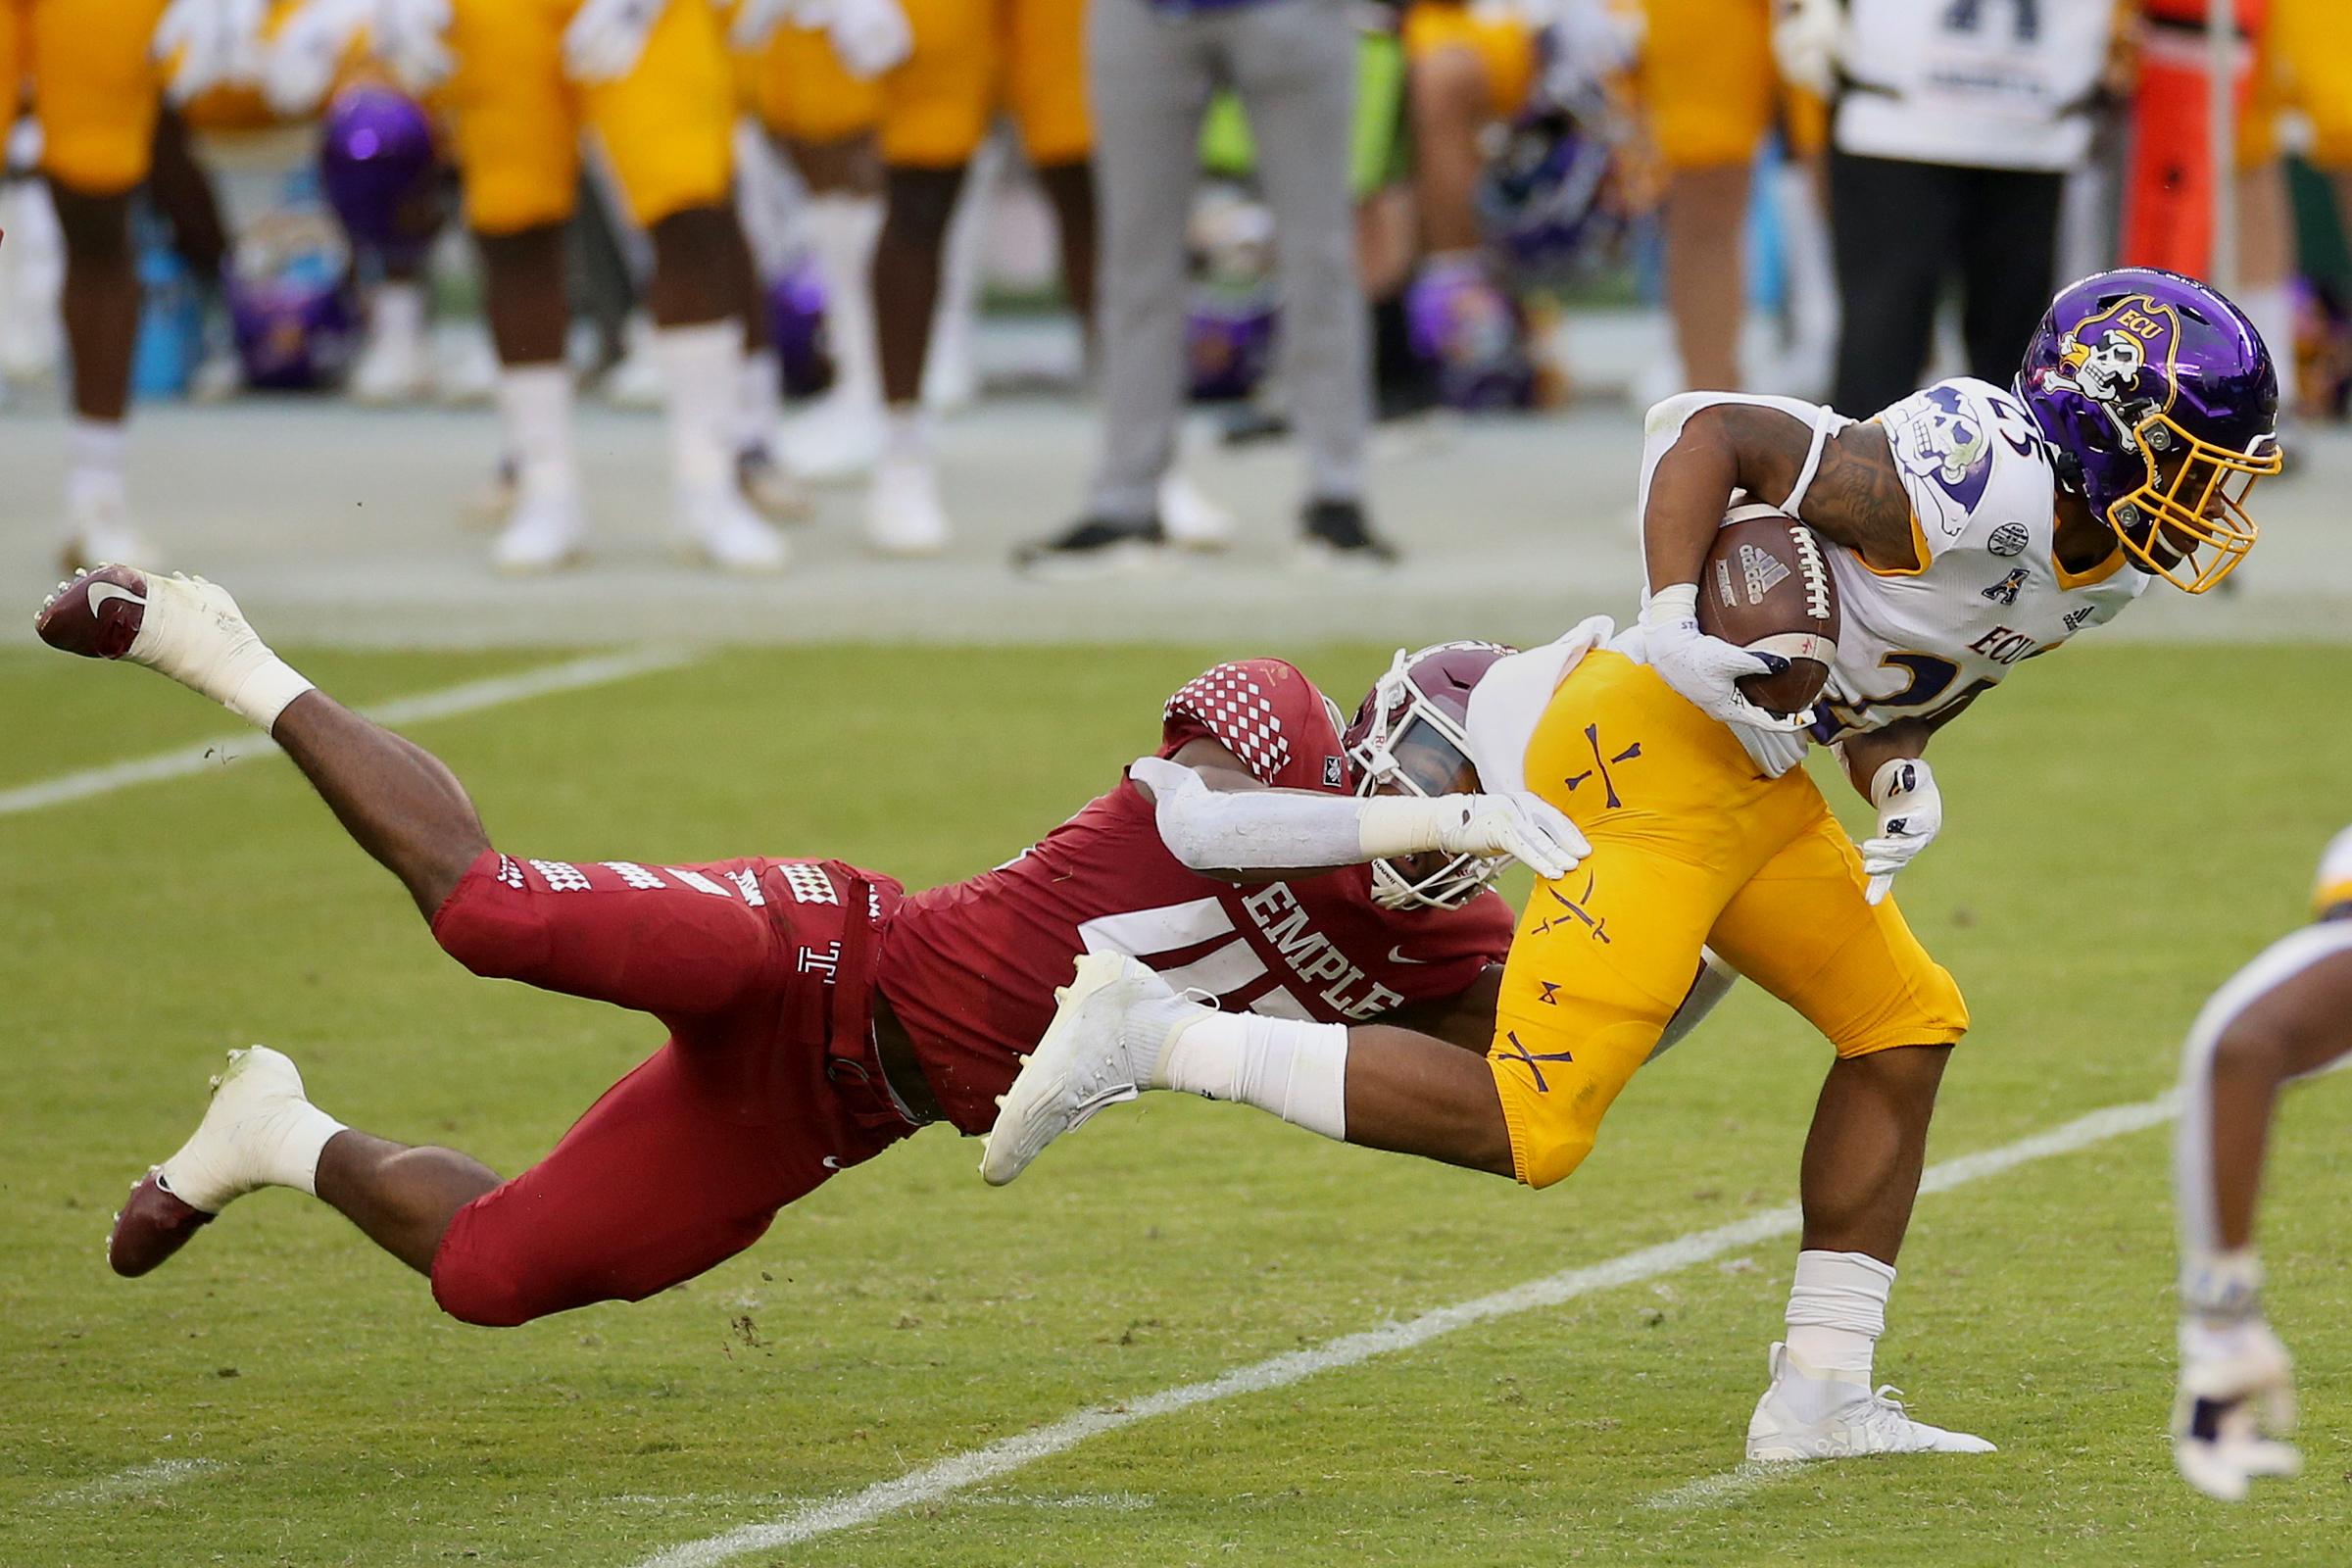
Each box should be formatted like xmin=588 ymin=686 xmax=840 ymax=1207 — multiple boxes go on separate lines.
xmin=35 ymin=564 xmax=151 ymax=660
xmin=109 ymin=1168 xmax=216 ymax=1278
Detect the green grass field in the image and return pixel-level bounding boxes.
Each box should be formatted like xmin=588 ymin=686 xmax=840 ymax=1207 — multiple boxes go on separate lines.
xmin=5 ymin=640 xmax=2351 ymax=1568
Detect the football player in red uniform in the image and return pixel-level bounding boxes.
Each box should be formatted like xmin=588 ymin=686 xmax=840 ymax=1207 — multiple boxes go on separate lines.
xmin=33 ymin=564 xmax=1606 ymax=1328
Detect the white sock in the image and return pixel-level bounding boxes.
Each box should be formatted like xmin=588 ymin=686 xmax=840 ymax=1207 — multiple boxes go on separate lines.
xmin=158 ymin=1053 xmax=347 ymax=1210
xmin=2237 ymin=283 xmax=2295 ymax=390
xmin=1155 ymin=1010 xmax=1349 ymax=1141
xmin=805 ymin=193 xmax=884 ymax=409
xmin=369 ymin=279 xmax=426 ymax=350
xmin=883 ymin=404 xmax=930 ymax=461
xmin=68 ymin=416 xmax=128 ymax=513
xmin=740 ymin=342 xmax=781 ymax=452
xmin=494 ymin=363 xmax=579 ymax=504
xmin=656 ymin=320 xmax=742 ymax=496
xmin=1784 ymin=1249 xmax=1895 ymax=1387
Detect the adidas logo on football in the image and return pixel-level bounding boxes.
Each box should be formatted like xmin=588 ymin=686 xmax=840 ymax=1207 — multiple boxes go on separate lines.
xmin=1738 ymin=543 xmax=1791 ymax=605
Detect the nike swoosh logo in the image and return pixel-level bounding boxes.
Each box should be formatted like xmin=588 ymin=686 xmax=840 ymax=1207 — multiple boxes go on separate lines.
xmin=1388 ymin=946 xmax=1432 ymax=965
xmin=86 ymin=583 xmax=146 ymax=619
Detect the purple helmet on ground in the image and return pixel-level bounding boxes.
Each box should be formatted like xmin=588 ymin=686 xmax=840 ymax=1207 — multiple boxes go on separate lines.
xmin=767 ymin=255 xmax=833 ymax=399
xmin=1187 ymin=286 xmax=1276 ymax=401
xmin=228 ymin=211 xmax=358 ymax=390
xmin=318 ymin=84 xmax=441 ymax=270
xmin=1404 ymin=256 xmax=1533 ymax=411
xmin=1476 ymin=106 xmax=1624 ymax=286
xmin=1343 ymin=641 xmax=1518 ymax=909
xmin=2015 ymin=268 xmax=2283 ymax=593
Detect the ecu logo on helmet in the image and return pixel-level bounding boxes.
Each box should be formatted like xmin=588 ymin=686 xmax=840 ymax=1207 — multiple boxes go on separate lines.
xmin=2054 ymin=293 xmax=2180 ymax=441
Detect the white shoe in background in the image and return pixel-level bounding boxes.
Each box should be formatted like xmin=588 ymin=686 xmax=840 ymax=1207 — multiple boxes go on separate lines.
xmin=778 ymin=391 xmax=887 ymax=483
xmin=62 ymin=487 xmax=166 ymax=573
xmin=864 ymin=442 xmax=951 ymax=557
xmin=676 ymin=483 xmax=790 ymax=573
xmin=1157 ymin=472 xmax=1234 ymax=552
xmin=490 ymin=488 xmax=586 ymax=573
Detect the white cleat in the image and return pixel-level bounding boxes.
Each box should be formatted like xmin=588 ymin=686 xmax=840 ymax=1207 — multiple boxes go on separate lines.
xmin=157 ymin=1047 xmax=333 ymax=1214
xmin=2175 ymin=1318 xmax=2302 ymax=1500
xmin=1745 ymin=1343 xmax=1997 ymax=1460
xmin=777 ymin=391 xmax=886 ymax=483
xmin=349 ymin=321 xmax=430 ymax=405
xmin=62 ymin=488 xmax=166 ymax=574
xmin=491 ymin=488 xmax=587 ymax=573
xmin=676 ymin=484 xmax=790 ymax=573
xmin=1158 ymin=472 xmax=1234 ymax=552
xmin=980 ymin=953 xmax=1176 ymax=1186
xmin=865 ymin=445 xmax=952 ymax=557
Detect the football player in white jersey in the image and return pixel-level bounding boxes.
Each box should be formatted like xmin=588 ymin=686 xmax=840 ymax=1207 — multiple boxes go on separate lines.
xmin=2169 ymin=826 xmax=2352 ymax=1501
xmin=992 ymin=266 xmax=2284 ymax=1461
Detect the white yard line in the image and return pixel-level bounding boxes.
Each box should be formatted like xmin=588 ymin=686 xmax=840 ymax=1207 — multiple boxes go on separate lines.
xmin=1642 ymin=1459 xmax=1806 ymax=1510
xmin=41 ymin=1457 xmax=229 ymax=1506
xmin=631 ymin=1090 xmax=2182 ymax=1568
xmin=0 ymin=648 xmax=699 ymax=818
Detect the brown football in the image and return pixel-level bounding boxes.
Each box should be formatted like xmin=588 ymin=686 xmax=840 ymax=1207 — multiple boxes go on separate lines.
xmin=1695 ymin=506 xmax=1840 ymax=717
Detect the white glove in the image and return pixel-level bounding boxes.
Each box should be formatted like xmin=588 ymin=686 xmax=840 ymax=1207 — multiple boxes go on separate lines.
xmin=374 ymin=0 xmax=455 ymax=92
xmin=1859 ymin=757 xmax=1940 ymax=906
xmin=261 ymin=0 xmax=375 ymax=115
xmin=823 ymin=0 xmax=911 ymax=79
xmin=562 ymin=0 xmax=668 ymax=84
xmin=1771 ymin=0 xmax=1842 ymax=99
xmin=152 ymin=0 xmax=267 ymax=104
xmin=2175 ymin=1315 xmax=2301 ymax=1501
xmin=1362 ymin=792 xmax=1589 ymax=883
xmin=1639 ymin=582 xmax=1813 ymax=735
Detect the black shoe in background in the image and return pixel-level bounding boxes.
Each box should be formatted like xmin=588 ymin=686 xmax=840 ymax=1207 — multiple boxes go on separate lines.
xmin=1298 ymin=498 xmax=1397 ymax=565
xmin=1371 ymin=294 xmax=1438 ymax=420
xmin=1011 ymin=514 xmax=1168 ymax=575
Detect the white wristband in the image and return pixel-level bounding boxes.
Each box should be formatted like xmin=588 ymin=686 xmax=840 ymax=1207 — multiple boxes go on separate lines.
xmin=1354 ymin=794 xmax=1454 ymax=861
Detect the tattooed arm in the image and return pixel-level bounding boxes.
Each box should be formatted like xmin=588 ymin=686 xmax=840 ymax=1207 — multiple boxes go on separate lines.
xmin=1642 ymin=403 xmax=1923 ymax=590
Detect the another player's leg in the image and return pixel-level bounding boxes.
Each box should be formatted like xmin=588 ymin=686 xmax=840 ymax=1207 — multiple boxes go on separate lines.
xmin=2171 ymin=863 xmax=2352 ymax=1498
xmin=477 ymin=221 xmax=590 ymax=570
xmin=980 ymin=950 xmax=1513 ymax=1185
xmin=866 ymin=163 xmax=963 ymax=555
xmin=643 ymin=202 xmax=792 ymax=570
xmin=1708 ymin=809 xmax=1990 ymax=1458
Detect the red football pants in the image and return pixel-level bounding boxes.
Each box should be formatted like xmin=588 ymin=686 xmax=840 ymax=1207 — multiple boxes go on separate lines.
xmin=423 ymin=851 xmax=906 ymax=1327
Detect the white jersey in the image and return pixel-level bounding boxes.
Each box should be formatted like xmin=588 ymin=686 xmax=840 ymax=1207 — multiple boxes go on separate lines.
xmin=1810 ymin=377 xmax=2147 ymax=745
xmin=1836 ymin=0 xmax=2116 ymax=171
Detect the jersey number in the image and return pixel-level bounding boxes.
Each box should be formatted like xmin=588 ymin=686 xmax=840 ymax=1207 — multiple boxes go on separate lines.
xmin=1811 ymin=653 xmax=1995 ymax=740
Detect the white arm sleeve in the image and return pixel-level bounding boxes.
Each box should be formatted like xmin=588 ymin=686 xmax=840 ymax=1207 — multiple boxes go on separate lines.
xmin=1132 ymin=755 xmax=1450 ymax=871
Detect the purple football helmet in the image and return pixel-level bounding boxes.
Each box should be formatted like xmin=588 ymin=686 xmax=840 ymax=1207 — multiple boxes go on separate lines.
xmin=1476 ymin=105 xmax=1625 ymax=286
xmin=1404 ymin=256 xmax=1533 ymax=411
xmin=2015 ymin=268 xmax=2283 ymax=593
xmin=1343 ymin=641 xmax=1518 ymax=909
xmin=767 ymin=256 xmax=833 ymax=399
xmin=1187 ymin=287 xmax=1276 ymax=401
xmin=318 ymin=84 xmax=441 ymax=270
xmin=227 ymin=210 xmax=358 ymax=390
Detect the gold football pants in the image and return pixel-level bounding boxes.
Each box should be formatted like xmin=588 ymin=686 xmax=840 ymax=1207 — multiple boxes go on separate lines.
xmin=1487 ymin=651 xmax=1967 ymax=1189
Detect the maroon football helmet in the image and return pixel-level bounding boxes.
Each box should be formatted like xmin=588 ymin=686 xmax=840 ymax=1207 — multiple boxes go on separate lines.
xmin=1344 ymin=640 xmax=1517 ymax=909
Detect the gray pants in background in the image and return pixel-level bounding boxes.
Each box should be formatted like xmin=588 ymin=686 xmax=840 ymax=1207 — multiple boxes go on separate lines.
xmin=1084 ymin=0 xmax=1367 ymax=525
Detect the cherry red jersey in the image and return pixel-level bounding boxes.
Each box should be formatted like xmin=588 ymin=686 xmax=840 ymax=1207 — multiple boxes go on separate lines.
xmin=878 ymin=660 xmax=1516 ymax=1134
